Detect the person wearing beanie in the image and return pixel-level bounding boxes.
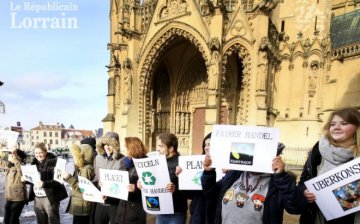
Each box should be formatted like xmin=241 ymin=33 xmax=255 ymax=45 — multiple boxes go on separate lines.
xmin=92 ymin=131 xmax=125 ymax=224
xmin=80 ymin=137 xmax=97 ymax=153
xmin=62 ymin=143 xmax=96 ymax=224
xmin=0 ymin=147 xmax=28 ymax=224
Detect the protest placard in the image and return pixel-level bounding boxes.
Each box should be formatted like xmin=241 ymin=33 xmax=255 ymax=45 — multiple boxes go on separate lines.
xmin=99 ymin=169 xmax=129 ymax=200
xmin=210 ymin=125 xmax=279 ymax=173
xmin=21 ymin=165 xmax=40 ymax=184
xmin=133 ymin=155 xmax=174 ymax=214
xmin=305 ymin=157 xmax=360 ymax=220
xmin=78 ymin=176 xmax=104 ymax=203
xmin=178 ymin=155 xmax=226 ymax=190
xmin=54 ymin=157 xmax=67 ymax=184
xmin=0 ymin=130 xmax=19 ymax=151
xmin=21 ymin=164 xmax=46 ymax=196
xmin=179 ymin=155 xmax=205 ymax=190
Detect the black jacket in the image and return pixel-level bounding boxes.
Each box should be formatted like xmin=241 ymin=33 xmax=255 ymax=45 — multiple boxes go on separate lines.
xmin=184 ymin=188 xmax=216 ymax=224
xmin=296 ymin=142 xmax=355 ymax=224
xmin=28 ymin=153 xmax=68 ymax=205
xmin=167 ymin=153 xmax=188 ymax=213
xmin=115 ymin=157 xmax=146 ymax=224
xmin=201 ymin=169 xmax=297 ymax=224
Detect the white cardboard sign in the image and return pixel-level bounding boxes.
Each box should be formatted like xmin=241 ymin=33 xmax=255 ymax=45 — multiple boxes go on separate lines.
xmin=305 ymin=157 xmax=360 ymax=220
xmin=99 ymin=169 xmax=129 ymax=200
xmin=210 ymin=125 xmax=279 ymax=173
xmin=78 ymin=176 xmax=104 ymax=203
xmin=133 ymin=155 xmax=174 ymax=214
xmin=54 ymin=158 xmax=67 ymax=184
xmin=178 ymin=155 xmax=205 ymax=190
xmin=0 ymin=130 xmax=19 ymax=151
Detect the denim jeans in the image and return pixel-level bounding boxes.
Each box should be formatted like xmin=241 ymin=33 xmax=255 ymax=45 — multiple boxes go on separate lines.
xmin=156 ymin=212 xmax=187 ymax=224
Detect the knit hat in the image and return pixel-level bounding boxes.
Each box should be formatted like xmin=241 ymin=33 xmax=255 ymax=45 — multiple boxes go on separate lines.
xmin=96 ymin=131 xmax=121 ymax=160
xmin=15 ymin=149 xmax=27 ymax=164
xmin=80 ymin=137 xmax=96 ymax=151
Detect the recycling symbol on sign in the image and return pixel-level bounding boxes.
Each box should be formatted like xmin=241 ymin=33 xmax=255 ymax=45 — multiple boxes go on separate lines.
xmin=142 ymin=171 xmax=156 ymax=185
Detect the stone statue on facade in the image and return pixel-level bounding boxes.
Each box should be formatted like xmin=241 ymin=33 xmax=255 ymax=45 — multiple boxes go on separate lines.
xmin=208 ymin=51 xmax=220 ymax=92
xmin=256 ymin=50 xmax=268 ymax=92
xmin=123 ymin=58 xmax=133 ymax=104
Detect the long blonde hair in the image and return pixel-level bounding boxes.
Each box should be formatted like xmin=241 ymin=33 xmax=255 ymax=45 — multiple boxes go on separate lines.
xmin=323 ymin=107 xmax=360 ymax=156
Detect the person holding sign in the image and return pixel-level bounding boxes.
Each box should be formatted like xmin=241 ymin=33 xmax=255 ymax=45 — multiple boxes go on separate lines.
xmin=295 ymin=107 xmax=360 ymax=224
xmin=62 ymin=143 xmax=96 ymax=224
xmin=27 ymin=142 xmax=68 ymax=224
xmin=139 ymin=132 xmax=188 ymax=224
xmin=175 ymin=132 xmax=217 ymax=224
xmin=92 ymin=132 xmax=125 ymax=224
xmin=114 ymin=137 xmax=148 ymax=224
xmin=0 ymin=148 xmax=28 ymax=224
xmin=201 ymin=143 xmax=297 ymax=224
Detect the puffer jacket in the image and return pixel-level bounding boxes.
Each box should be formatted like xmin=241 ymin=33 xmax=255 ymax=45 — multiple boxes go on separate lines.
xmin=65 ymin=144 xmax=95 ymax=216
xmin=0 ymin=154 xmax=27 ymax=201
xmin=28 ymin=152 xmax=68 ymax=205
xmin=201 ymin=169 xmax=298 ymax=224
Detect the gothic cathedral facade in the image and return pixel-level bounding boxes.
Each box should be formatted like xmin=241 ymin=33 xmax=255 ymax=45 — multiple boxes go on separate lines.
xmin=103 ymin=0 xmax=360 ymax=154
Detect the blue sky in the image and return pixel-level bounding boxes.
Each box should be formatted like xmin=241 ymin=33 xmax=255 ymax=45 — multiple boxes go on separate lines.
xmin=0 ymin=0 xmax=110 ymax=131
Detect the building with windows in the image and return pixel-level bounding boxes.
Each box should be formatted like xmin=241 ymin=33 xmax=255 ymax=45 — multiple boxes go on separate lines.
xmin=19 ymin=121 xmax=95 ymax=152
xmin=103 ymin=0 xmax=360 ymax=155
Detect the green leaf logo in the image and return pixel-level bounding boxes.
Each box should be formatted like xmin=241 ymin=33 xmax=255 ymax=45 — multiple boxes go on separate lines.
xmin=231 ymin=150 xmax=240 ymax=159
xmin=146 ymin=200 xmax=151 ymax=207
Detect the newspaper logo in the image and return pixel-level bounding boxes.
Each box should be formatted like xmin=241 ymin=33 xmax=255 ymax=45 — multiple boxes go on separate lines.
xmin=229 ymin=142 xmax=254 ymax=166
xmin=146 ymin=196 xmax=160 ymax=211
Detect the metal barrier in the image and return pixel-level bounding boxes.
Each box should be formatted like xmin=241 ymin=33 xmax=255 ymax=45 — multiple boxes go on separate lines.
xmin=282 ymin=146 xmax=311 ymax=170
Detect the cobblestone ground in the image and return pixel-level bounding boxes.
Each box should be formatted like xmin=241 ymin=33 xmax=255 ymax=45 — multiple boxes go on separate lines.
xmin=0 ymin=164 xmax=300 ymax=224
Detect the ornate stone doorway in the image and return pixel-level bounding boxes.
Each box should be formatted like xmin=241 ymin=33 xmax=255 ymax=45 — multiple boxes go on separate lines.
xmin=149 ymin=37 xmax=208 ymax=154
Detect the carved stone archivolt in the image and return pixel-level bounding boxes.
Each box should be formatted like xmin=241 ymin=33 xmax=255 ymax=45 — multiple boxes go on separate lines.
xmin=222 ymin=43 xmax=252 ymax=124
xmin=138 ymin=25 xmax=209 ymax=134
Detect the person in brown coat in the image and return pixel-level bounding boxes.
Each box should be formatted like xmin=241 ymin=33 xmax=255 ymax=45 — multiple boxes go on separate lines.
xmin=0 ymin=148 xmax=28 ymax=224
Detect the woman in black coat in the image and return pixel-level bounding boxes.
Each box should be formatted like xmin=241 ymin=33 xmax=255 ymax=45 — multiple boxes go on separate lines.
xmin=28 ymin=142 xmax=68 ymax=224
xmin=295 ymin=107 xmax=360 ymax=224
xmin=115 ymin=137 xmax=147 ymax=224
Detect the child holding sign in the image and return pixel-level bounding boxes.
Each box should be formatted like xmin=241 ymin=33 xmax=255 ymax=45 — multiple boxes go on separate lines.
xmin=201 ymin=143 xmax=297 ymax=224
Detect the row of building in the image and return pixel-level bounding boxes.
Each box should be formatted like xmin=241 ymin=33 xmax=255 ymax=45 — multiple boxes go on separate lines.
xmin=9 ymin=121 xmax=102 ymax=152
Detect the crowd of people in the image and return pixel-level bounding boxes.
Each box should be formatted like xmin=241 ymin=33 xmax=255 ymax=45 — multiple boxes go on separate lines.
xmin=0 ymin=106 xmax=359 ymax=224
